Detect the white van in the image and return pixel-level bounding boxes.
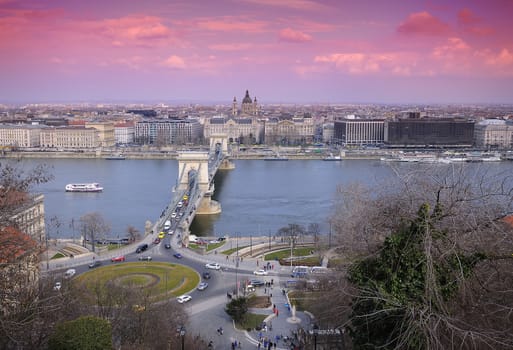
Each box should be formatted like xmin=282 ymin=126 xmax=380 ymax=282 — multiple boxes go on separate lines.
xmin=64 ymin=269 xmax=76 ymax=279
xmin=164 ymin=220 xmax=171 ymax=230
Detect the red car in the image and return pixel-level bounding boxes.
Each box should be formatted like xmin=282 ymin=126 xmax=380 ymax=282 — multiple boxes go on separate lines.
xmin=153 ymin=238 xmax=161 ymax=244
xmin=111 ymin=255 xmax=125 ymax=262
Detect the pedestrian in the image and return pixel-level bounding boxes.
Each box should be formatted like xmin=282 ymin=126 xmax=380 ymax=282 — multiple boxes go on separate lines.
xmin=257 ymin=341 xmax=261 ymax=349
xmin=227 ymin=255 xmax=229 ymax=260
xmin=257 ymin=259 xmax=259 ymax=266
xmin=273 ymin=342 xmax=276 ymax=349
xmin=276 ymin=309 xmax=279 ymax=317
xmin=270 ymin=293 xmax=272 ymax=298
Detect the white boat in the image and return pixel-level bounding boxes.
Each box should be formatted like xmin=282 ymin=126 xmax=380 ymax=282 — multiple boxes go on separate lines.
xmin=323 ymin=153 xmax=342 ymax=161
xmin=65 ymin=183 xmax=103 ymax=192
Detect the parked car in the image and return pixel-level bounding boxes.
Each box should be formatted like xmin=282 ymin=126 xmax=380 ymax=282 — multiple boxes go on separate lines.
xmin=249 ymin=279 xmax=265 ymax=287
xmin=136 ymin=244 xmax=148 ymax=253
xmin=205 ymin=262 xmax=221 ymax=270
xmin=88 ymin=260 xmax=102 ymax=269
xmin=111 ymin=255 xmax=126 ymax=262
xmin=53 ymin=282 xmax=62 ymax=291
xmin=176 ymin=294 xmax=192 ymax=303
xmin=173 ymin=253 xmax=183 ymax=259
xmin=64 ymin=269 xmax=76 ymax=279
xmin=197 ymin=282 xmax=209 ymax=291
xmin=253 ymin=269 xmax=268 ymax=276
xmin=138 ymin=255 xmax=152 ymax=261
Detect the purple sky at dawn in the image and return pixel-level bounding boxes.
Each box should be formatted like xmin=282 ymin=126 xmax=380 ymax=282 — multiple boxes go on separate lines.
xmin=1 ymin=0 xmax=512 ymax=104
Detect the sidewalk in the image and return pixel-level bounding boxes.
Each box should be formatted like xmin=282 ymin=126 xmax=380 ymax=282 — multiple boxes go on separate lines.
xmin=243 ymin=281 xmax=311 ymax=349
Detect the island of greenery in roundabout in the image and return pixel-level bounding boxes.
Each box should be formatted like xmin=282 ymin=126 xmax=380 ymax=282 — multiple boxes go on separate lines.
xmin=74 ymin=262 xmax=200 ymax=302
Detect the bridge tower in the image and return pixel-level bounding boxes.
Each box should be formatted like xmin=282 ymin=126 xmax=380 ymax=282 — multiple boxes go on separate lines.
xmin=209 ymin=134 xmax=229 ymax=154
xmin=176 ymin=152 xmax=221 ymax=215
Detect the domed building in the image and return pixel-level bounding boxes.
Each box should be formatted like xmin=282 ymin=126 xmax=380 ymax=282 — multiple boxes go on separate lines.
xmin=232 ymin=90 xmax=258 ymax=116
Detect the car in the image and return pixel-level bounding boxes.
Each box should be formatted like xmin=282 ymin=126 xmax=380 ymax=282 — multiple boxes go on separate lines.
xmin=138 ymin=255 xmax=152 ymax=261
xmin=111 ymin=255 xmax=126 ymax=262
xmin=176 ymin=294 xmax=192 ymax=303
xmin=177 ymin=201 xmax=183 ymax=208
xmin=153 ymin=237 xmax=161 ymax=244
xmin=158 ymin=231 xmax=166 ymax=239
xmin=202 ymin=271 xmax=211 ymax=279
xmin=253 ymin=269 xmax=268 ymax=276
xmin=88 ymin=260 xmax=102 ymax=269
xmin=205 ymin=262 xmax=221 ymax=270
xmin=249 ymin=279 xmax=265 ymax=287
xmin=64 ymin=269 xmax=76 ymax=279
xmin=168 ymin=230 xmax=174 ymax=235
xmin=182 ymin=195 xmax=189 ymax=200
xmin=173 ymin=253 xmax=183 ymax=259
xmin=165 ymin=243 xmax=171 ymax=249
xmin=136 ymin=244 xmax=148 ymax=253
xmin=171 ymin=212 xmax=177 ymax=219
xmin=53 ymin=282 xmax=62 ymax=291
xmin=197 ymin=282 xmax=209 ymax=291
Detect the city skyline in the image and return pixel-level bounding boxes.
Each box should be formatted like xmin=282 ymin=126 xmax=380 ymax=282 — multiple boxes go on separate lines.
xmin=1 ymin=0 xmax=513 ymax=104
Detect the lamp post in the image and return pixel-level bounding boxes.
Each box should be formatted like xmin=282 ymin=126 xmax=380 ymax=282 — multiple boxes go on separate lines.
xmin=177 ymin=326 xmax=186 ymax=350
xmin=235 ymin=232 xmax=239 ymax=298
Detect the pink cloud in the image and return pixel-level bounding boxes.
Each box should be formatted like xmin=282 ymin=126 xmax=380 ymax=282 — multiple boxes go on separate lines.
xmin=195 ymin=17 xmax=268 ymax=33
xmin=457 ymin=8 xmax=479 ymax=25
xmin=279 ymin=28 xmax=312 ymax=43
xmin=457 ymin=8 xmax=493 ymax=36
xmin=162 ymin=55 xmax=186 ymax=69
xmin=208 ymin=43 xmax=253 ymax=51
xmin=314 ymin=53 xmax=404 ymax=75
xmin=397 ymin=11 xmax=451 ymax=36
xmin=240 ymin=0 xmax=330 ymax=12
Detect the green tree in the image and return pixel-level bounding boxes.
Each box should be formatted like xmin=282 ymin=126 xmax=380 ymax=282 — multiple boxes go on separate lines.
xmin=348 ymin=203 xmax=486 ymax=350
xmin=225 ymin=297 xmax=248 ymax=323
xmin=48 ymin=316 xmax=112 ymax=350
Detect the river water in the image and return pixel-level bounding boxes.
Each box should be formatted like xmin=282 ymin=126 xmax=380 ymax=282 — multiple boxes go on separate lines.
xmin=14 ymin=158 xmax=513 ymax=239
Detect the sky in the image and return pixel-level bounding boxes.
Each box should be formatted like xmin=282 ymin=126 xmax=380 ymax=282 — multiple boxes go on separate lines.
xmin=1 ymin=0 xmax=513 ymax=104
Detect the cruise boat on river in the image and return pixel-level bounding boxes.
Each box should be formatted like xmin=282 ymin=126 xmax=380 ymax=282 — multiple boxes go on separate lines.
xmin=65 ymin=183 xmax=103 ymax=192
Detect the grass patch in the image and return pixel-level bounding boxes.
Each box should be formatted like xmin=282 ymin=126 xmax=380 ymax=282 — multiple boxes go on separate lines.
xmin=51 ymin=252 xmax=65 ymax=259
xmin=74 ymin=262 xmax=199 ymax=303
xmin=206 ymin=241 xmax=225 ymax=252
xmin=264 ymin=247 xmax=315 ymax=261
xmin=221 ymin=245 xmax=249 ymax=255
xmin=236 ymin=313 xmax=267 ymax=331
xmin=107 ymin=244 xmax=124 ymax=251
xmin=247 ymin=295 xmax=272 ymax=308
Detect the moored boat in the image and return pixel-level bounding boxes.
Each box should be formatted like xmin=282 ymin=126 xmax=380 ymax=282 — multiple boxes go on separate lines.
xmin=105 ymin=154 xmax=126 ymax=160
xmin=65 ymin=183 xmax=103 ymax=192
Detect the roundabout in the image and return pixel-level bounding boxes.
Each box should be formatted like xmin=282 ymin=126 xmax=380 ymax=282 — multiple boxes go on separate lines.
xmin=74 ymin=262 xmax=200 ymax=302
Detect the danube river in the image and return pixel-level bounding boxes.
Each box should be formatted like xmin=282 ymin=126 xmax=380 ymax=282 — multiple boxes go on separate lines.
xmin=17 ymin=158 xmax=513 ymax=239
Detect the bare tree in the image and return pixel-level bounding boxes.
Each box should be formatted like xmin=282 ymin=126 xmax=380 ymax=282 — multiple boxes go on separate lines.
xmin=306 ymin=164 xmax=513 ymax=349
xmin=126 ymin=225 xmax=141 ymax=243
xmin=79 ymin=212 xmax=111 ymax=252
xmin=277 ymin=223 xmax=306 ymax=248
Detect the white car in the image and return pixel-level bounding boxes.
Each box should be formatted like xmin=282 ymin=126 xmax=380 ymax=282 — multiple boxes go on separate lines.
xmin=205 ymin=262 xmax=221 ymax=270
xmin=53 ymin=282 xmax=62 ymax=291
xmin=177 ymin=294 xmax=192 ymax=303
xmin=64 ymin=269 xmax=76 ymax=279
xmin=253 ymin=269 xmax=268 ymax=276
xmin=171 ymin=212 xmax=177 ymax=218
xmin=197 ymin=282 xmax=209 ymax=291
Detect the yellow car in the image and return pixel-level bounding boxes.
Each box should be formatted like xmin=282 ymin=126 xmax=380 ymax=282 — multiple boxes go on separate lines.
xmin=183 ymin=195 xmax=189 ymax=200
xmin=158 ymin=231 xmax=166 ymax=239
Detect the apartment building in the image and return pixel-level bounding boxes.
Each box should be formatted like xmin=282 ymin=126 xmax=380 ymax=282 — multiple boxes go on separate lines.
xmin=474 ymin=119 xmax=513 ymax=149
xmin=264 ymin=116 xmax=315 ymax=145
xmin=0 ymin=125 xmax=42 ymax=148
xmin=40 ymin=126 xmax=99 ymax=149
xmin=134 ymin=119 xmax=202 ymax=145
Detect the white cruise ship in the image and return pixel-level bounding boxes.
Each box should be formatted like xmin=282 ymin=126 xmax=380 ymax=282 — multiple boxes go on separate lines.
xmin=65 ymin=183 xmax=103 ymax=192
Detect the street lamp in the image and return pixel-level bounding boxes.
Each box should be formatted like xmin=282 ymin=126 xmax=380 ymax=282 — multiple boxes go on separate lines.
xmin=235 ymin=232 xmax=239 ymax=298
xmin=177 ymin=326 xmax=186 ymax=350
